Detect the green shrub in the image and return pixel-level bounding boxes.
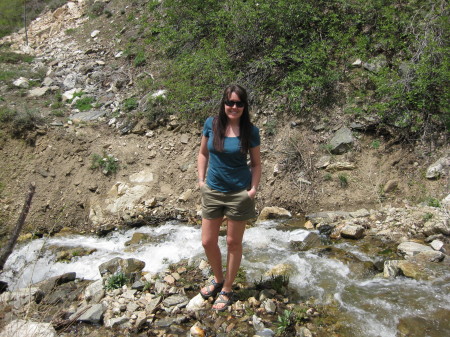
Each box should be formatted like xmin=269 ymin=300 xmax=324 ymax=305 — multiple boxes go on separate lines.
xmin=338 ymin=173 xmax=349 ymax=188
xmin=0 ymin=51 xmax=33 ymax=64
xmin=104 ymin=272 xmax=128 ymax=290
xmin=74 ymin=96 xmax=95 ymax=111
xmin=91 ymin=152 xmax=119 ymax=175
xmin=143 ymin=0 xmax=448 ymax=137
xmin=425 ymin=197 xmax=441 ymax=208
xmin=371 ymin=139 xmax=381 ymax=149
xmin=123 ymin=97 xmax=138 ymax=111
xmin=276 ymin=310 xmax=293 ymax=335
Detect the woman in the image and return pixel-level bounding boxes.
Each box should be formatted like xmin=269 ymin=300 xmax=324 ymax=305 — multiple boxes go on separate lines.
xmin=197 ymin=84 xmax=261 ymax=311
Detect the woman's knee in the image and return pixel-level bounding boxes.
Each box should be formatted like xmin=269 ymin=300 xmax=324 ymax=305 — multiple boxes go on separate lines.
xmin=202 ymin=237 xmax=218 ymax=250
xmin=226 ymin=237 xmax=243 ymax=251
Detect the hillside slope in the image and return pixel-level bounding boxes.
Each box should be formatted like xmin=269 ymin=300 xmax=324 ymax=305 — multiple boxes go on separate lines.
xmin=0 ymin=0 xmax=448 ymax=239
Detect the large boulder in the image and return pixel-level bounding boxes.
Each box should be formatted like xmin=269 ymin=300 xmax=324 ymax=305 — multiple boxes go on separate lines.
xmin=425 ymin=156 xmax=450 ymax=179
xmin=329 ymin=126 xmax=355 ymax=154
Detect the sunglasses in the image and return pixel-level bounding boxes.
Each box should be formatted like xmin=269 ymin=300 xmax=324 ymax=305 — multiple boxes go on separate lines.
xmin=224 ymin=100 xmax=245 ymax=108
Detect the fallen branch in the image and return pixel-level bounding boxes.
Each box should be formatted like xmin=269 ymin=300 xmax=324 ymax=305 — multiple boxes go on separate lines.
xmin=0 ymin=182 xmax=36 ymax=272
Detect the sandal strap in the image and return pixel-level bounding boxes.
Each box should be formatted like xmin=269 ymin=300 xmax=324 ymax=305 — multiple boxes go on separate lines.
xmin=211 ymin=279 xmax=224 ymax=287
xmin=218 ymin=290 xmax=233 ymax=297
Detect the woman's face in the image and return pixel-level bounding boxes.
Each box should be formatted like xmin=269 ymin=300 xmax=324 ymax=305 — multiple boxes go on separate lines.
xmin=224 ymin=92 xmax=244 ymax=122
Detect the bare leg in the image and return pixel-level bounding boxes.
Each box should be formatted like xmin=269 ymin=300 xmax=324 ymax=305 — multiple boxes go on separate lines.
xmin=201 ymin=217 xmax=224 ymax=295
xmin=213 ymin=219 xmax=246 ymax=310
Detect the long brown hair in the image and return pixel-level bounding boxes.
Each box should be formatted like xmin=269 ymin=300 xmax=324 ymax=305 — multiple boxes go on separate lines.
xmin=213 ymin=85 xmax=252 ymax=154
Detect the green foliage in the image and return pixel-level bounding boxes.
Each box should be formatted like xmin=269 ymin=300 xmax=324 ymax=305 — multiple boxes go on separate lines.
xmin=91 ymin=152 xmax=119 ymax=175
xmin=65 ymin=28 xmax=76 ymax=35
xmin=104 ymin=272 xmax=128 ymax=291
xmin=88 ymin=0 xmax=106 ymax=18
xmin=0 ymin=51 xmax=33 ymax=64
xmin=74 ymin=96 xmax=95 ymax=111
xmin=276 ymin=310 xmax=293 ymax=335
xmin=265 ymin=118 xmax=278 ymax=136
xmin=371 ymin=139 xmax=381 ymax=149
xmin=338 ymin=173 xmax=349 ymax=188
xmin=0 ymin=106 xmax=15 ymax=123
xmin=323 ymin=173 xmax=332 ymax=181
xmin=425 ymin=197 xmax=441 ymax=208
xmin=123 ymin=97 xmax=138 ymax=111
xmin=0 ymin=70 xmax=16 ymax=82
xmin=143 ymin=0 xmax=447 ymax=137
xmin=255 ymin=274 xmax=289 ymax=294
xmin=0 ymin=0 xmax=69 ymax=38
xmin=423 ymin=212 xmax=434 ymax=221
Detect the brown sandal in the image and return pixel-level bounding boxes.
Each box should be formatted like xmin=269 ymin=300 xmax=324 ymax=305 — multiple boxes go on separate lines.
xmin=200 ymin=279 xmax=224 ymax=299
xmin=213 ymin=290 xmax=234 ymax=312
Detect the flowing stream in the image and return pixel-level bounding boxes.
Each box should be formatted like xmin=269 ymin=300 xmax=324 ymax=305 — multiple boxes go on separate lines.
xmin=2 ymin=220 xmax=450 ymax=337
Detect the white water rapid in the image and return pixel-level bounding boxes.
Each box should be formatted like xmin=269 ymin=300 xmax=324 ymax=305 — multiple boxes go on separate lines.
xmin=2 ymin=220 xmax=449 ymax=337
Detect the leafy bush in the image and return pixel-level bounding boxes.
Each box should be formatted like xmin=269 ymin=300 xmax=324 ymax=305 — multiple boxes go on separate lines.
xmin=74 ymin=96 xmax=95 ymax=111
xmin=0 ymin=0 xmax=69 ymax=38
xmin=0 ymin=51 xmax=33 ymax=64
xmin=338 ymin=173 xmax=349 ymax=188
xmin=91 ymin=152 xmax=119 ymax=175
xmin=104 ymin=272 xmax=128 ymax=291
xmin=123 ymin=97 xmax=138 ymax=111
xmin=143 ymin=0 xmax=448 ymax=137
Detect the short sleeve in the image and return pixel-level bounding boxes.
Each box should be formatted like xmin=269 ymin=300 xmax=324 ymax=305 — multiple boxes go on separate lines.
xmin=249 ymin=125 xmax=260 ymax=148
xmin=202 ymin=117 xmax=213 ymax=137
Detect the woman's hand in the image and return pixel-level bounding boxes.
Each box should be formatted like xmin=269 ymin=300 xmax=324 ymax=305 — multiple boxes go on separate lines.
xmin=247 ymin=186 xmax=257 ymax=199
xmin=198 ymin=180 xmax=206 ymax=189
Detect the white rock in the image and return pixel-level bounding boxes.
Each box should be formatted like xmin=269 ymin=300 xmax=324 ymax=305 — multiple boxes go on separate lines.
xmin=430 ymin=239 xmax=444 ymax=251
xmin=13 ymin=77 xmax=29 ymax=88
xmin=91 ymin=30 xmax=100 ymax=38
xmin=0 ymin=319 xmax=57 ymax=337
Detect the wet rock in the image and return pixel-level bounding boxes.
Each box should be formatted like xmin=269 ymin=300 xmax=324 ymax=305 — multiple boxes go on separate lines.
xmin=190 ymin=323 xmax=206 ymax=337
xmin=430 ymin=239 xmax=444 ymax=251
xmin=265 ymin=263 xmax=296 ymax=276
xmin=397 ymin=261 xmax=428 ymax=280
xmin=33 ymin=272 xmax=76 ymax=295
xmin=341 ymin=225 xmax=365 ymax=239
xmin=161 ymin=294 xmax=189 ymax=313
xmin=125 ymin=232 xmax=152 ymax=246
xmin=397 ymin=241 xmax=434 ymax=257
xmin=383 ymin=260 xmax=400 ymax=278
xmin=98 ymin=257 xmax=145 ymax=282
xmin=186 ymin=293 xmax=207 ymax=312
xmin=263 ymin=299 xmax=277 ymax=313
xmin=290 ymin=232 xmax=322 ymax=251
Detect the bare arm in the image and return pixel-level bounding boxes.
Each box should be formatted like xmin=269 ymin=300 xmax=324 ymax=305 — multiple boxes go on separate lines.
xmin=247 ymin=145 xmax=261 ymax=199
xmin=197 ymin=135 xmax=209 ymax=188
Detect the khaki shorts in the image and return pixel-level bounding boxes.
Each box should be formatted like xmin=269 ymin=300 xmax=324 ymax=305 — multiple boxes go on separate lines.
xmin=201 ymin=184 xmax=256 ymax=221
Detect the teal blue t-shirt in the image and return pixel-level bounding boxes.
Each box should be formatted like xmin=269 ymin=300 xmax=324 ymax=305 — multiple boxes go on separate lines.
xmin=202 ymin=116 xmax=260 ymax=192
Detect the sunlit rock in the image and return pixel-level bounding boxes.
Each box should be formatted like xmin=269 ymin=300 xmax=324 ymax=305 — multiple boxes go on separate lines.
xmin=257 ymin=206 xmax=292 ymax=222
xmin=0 ymin=320 xmax=57 ymax=337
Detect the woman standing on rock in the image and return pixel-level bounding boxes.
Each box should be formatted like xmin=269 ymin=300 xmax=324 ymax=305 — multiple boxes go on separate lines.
xmin=197 ymin=84 xmax=261 ymax=311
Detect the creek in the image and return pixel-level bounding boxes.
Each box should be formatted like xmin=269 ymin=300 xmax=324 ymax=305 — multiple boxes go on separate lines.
xmin=2 ymin=220 xmax=450 ymax=337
